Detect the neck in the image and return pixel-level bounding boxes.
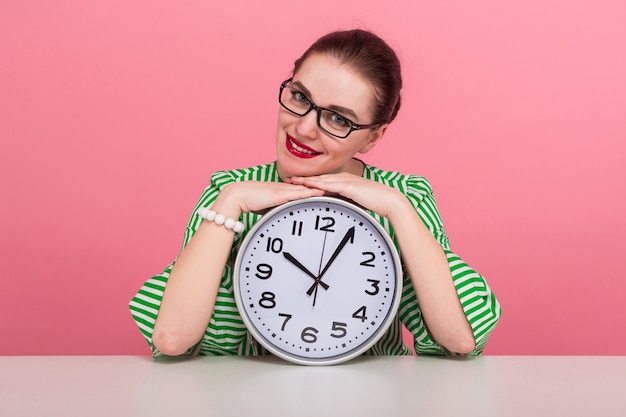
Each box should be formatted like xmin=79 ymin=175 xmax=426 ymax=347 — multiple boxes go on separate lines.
xmin=347 ymin=157 xmax=366 ymax=176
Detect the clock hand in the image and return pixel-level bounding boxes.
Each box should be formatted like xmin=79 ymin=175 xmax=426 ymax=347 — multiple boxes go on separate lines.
xmin=312 ymin=229 xmax=329 ymax=308
xmin=312 ymin=284 xmax=319 ymax=307
xmin=306 ymin=226 xmax=355 ymax=296
xmin=283 ymin=252 xmax=330 ymax=290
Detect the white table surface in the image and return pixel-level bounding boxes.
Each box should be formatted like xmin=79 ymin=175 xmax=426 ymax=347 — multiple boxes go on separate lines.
xmin=1 ymin=355 xmax=625 ymax=417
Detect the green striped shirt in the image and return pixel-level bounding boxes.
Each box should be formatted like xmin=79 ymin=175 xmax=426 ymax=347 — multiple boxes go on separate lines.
xmin=129 ymin=162 xmax=501 ymax=357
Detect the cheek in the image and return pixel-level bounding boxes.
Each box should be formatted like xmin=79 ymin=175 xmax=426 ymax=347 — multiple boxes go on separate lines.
xmin=276 ymin=109 xmax=295 ymax=129
xmin=336 ymin=134 xmax=371 ymax=155
xmin=325 ymin=142 xmax=362 ymax=160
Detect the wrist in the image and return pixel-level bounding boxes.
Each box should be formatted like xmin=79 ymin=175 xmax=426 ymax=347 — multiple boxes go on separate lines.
xmin=210 ymin=186 xmax=243 ymax=219
xmin=197 ymin=208 xmax=245 ymax=233
xmin=383 ymin=190 xmax=414 ymax=222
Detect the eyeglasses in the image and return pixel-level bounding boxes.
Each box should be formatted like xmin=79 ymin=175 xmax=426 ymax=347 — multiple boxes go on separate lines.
xmin=278 ymin=79 xmax=383 ymax=139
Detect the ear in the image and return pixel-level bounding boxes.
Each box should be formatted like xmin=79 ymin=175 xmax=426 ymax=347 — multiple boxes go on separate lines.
xmin=358 ymin=124 xmax=389 ymax=154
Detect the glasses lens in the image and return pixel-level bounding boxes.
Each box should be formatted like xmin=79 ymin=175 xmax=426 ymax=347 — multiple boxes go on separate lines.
xmin=278 ymin=81 xmax=353 ymax=139
xmin=319 ymin=109 xmax=351 ymax=138
xmin=280 ymin=85 xmax=311 ymax=115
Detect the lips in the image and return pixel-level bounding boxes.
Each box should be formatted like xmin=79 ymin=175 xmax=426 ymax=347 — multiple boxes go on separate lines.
xmin=285 ymin=134 xmax=321 ymax=159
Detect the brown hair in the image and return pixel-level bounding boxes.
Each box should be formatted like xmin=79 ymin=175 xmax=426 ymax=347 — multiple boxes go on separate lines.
xmin=293 ymin=29 xmax=402 ymax=124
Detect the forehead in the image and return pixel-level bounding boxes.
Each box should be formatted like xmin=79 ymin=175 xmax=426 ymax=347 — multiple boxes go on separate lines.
xmin=291 ymin=53 xmax=376 ymax=122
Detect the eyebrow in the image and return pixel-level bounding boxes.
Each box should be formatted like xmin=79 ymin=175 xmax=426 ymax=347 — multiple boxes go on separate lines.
xmin=291 ymin=80 xmax=359 ymax=121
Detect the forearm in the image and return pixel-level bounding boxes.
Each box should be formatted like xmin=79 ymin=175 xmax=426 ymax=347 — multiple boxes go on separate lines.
xmin=153 ymin=200 xmax=241 ymax=355
xmin=150 ymin=178 xmax=327 ymax=355
xmin=387 ymin=194 xmax=475 ymax=354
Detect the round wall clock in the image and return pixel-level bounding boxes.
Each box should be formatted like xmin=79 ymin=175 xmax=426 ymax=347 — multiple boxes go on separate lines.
xmin=233 ymin=196 xmax=402 ymax=365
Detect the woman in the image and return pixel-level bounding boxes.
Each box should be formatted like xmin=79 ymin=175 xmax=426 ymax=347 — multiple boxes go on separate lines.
xmin=129 ymin=29 xmax=501 ymax=357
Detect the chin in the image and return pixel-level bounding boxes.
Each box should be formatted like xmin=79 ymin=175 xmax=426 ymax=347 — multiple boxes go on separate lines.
xmin=277 ymin=161 xmax=307 ymax=179
xmin=276 ymin=150 xmax=306 ymax=177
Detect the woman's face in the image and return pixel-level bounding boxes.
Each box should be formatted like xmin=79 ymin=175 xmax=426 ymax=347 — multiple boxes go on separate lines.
xmin=275 ymin=53 xmax=386 ymax=179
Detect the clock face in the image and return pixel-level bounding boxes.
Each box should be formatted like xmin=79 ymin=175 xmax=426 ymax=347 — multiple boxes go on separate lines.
xmin=233 ymin=196 xmax=402 ymax=365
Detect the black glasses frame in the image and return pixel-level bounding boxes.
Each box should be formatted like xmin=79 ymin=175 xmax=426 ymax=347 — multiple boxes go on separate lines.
xmin=278 ymin=79 xmax=383 ymax=139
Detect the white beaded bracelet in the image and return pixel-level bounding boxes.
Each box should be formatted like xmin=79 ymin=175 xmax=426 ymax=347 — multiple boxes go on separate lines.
xmin=197 ymin=207 xmax=245 ymax=233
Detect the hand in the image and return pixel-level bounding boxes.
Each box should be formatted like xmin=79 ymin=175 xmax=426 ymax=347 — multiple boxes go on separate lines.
xmin=306 ymin=226 xmax=355 ymax=296
xmin=212 ymin=181 xmax=325 ymax=217
xmin=286 ymin=173 xmax=404 ymax=219
xmin=283 ymin=252 xmax=329 ymax=290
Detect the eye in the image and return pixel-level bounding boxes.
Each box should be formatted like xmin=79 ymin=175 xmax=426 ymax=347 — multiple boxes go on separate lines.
xmin=294 ymin=92 xmax=308 ymax=103
xmin=289 ymin=89 xmax=309 ymax=105
xmin=327 ymin=112 xmax=350 ymax=128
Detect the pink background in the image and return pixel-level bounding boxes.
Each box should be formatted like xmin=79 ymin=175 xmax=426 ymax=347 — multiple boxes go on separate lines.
xmin=2 ymin=1 xmax=625 ymax=356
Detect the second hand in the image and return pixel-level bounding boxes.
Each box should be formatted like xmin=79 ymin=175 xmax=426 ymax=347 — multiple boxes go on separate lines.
xmin=313 ymin=230 xmax=329 ymax=307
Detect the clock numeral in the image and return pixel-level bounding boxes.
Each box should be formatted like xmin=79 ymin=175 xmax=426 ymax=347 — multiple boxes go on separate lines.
xmin=314 ymin=215 xmax=336 ymax=232
xmin=360 ymin=251 xmax=376 ymax=267
xmin=278 ymin=313 xmax=292 ymax=331
xmin=266 ymin=237 xmax=283 ymax=253
xmin=352 ymin=306 xmax=368 ymax=322
xmin=291 ymin=220 xmax=303 ymax=236
xmin=259 ymin=292 xmax=276 ymax=309
xmin=301 ymin=327 xmax=319 ymax=343
xmin=330 ymin=321 xmax=347 ymax=338
xmin=365 ymin=279 xmax=380 ymax=296
xmin=255 ymin=263 xmax=273 ymax=280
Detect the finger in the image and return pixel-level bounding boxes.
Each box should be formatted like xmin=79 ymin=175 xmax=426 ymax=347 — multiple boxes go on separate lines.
xmin=285 ymin=176 xmax=304 ymax=185
xmin=278 ymin=185 xmax=325 ymax=202
xmin=299 ymin=178 xmax=353 ymax=194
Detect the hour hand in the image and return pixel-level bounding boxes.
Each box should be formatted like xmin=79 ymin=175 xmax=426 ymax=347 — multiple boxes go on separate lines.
xmin=283 ymin=252 xmax=330 ymax=290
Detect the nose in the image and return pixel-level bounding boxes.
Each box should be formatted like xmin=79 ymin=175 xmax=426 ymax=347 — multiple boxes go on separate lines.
xmin=295 ymin=109 xmax=320 ymax=139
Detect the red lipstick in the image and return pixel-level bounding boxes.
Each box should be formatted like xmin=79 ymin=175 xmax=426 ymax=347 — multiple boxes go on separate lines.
xmin=285 ymin=134 xmax=320 ymax=159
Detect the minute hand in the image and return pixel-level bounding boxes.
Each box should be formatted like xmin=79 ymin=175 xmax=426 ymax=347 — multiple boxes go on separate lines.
xmin=306 ymin=226 xmax=355 ymax=296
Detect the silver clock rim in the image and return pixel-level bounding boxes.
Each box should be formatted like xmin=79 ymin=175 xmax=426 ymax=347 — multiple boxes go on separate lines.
xmin=233 ymin=196 xmax=403 ymax=366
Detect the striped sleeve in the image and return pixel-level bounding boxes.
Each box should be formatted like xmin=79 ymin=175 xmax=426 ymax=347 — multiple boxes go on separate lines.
xmin=400 ymin=174 xmax=501 ymax=356
xmin=128 ymin=264 xmax=172 ymax=355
